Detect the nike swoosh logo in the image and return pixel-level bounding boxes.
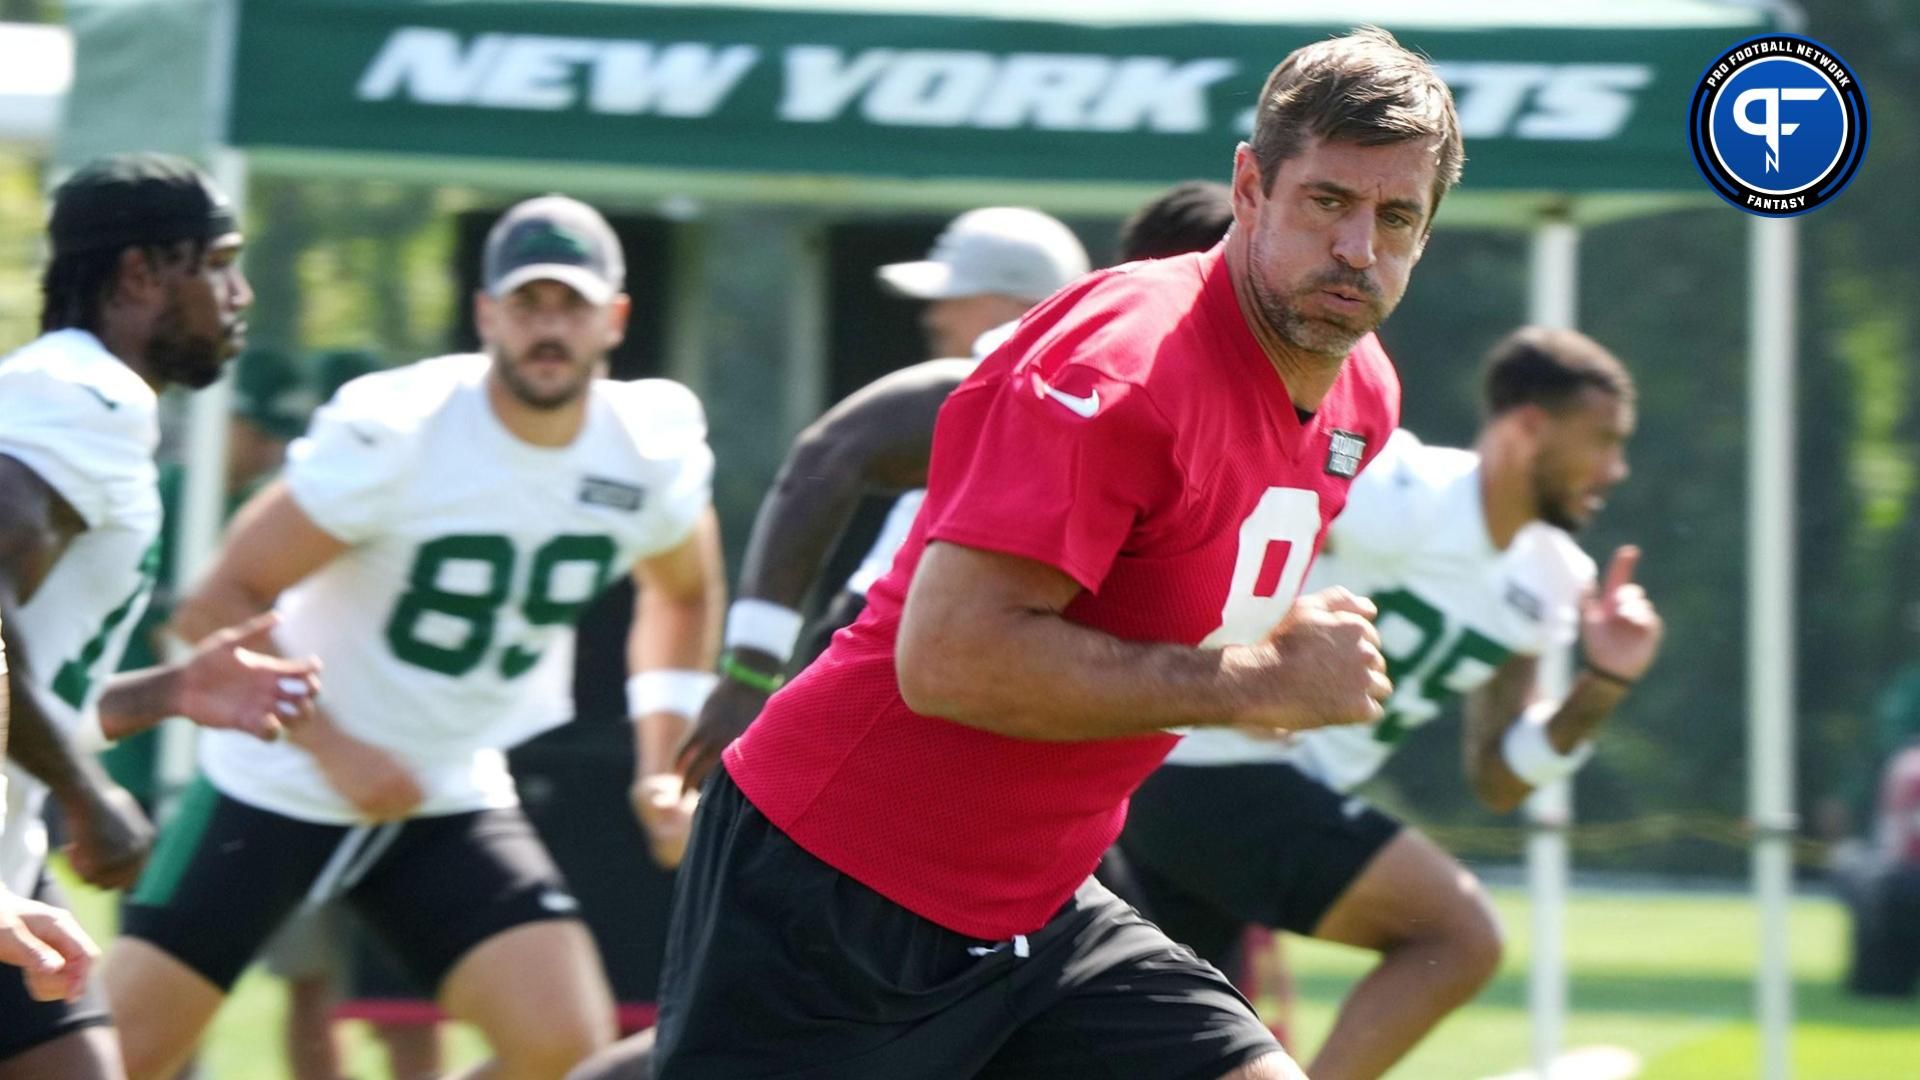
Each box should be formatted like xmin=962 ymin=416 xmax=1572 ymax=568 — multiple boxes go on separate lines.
xmin=346 ymin=424 xmax=379 ymax=446
xmin=1040 ymin=383 xmax=1099 ymax=418
xmin=80 ymin=385 xmax=119 ymax=411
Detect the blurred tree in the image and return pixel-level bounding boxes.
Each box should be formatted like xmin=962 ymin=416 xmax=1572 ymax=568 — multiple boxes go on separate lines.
xmin=0 ymin=157 xmax=45 ymax=347
xmin=0 ymin=0 xmax=61 ymax=24
xmin=242 ymin=174 xmax=457 ymax=365
xmin=1796 ymin=0 xmax=1920 ymax=838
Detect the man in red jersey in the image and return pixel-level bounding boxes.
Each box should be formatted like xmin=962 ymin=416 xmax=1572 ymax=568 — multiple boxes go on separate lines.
xmin=649 ymin=27 xmax=1461 ymax=1080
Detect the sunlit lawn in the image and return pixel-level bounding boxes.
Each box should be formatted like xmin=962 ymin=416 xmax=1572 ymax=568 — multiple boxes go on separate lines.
xmin=59 ymin=862 xmax=1920 ymax=1079
xmin=1281 ymin=889 xmax=1920 ymax=1079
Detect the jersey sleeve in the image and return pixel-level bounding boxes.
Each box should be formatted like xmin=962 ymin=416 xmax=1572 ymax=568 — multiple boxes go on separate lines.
xmin=0 ymin=365 xmax=151 ymax=528
xmin=923 ymin=357 xmax=1180 ymax=594
xmin=621 ymin=379 xmax=715 ymax=552
xmin=1542 ymin=535 xmax=1598 ymax=649
xmin=281 ymin=377 xmax=418 ymax=545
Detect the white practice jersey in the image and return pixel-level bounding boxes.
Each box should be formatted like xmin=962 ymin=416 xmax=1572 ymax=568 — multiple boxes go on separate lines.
xmin=0 ymin=330 xmax=162 ymax=892
xmin=1170 ymin=429 xmax=1595 ymax=792
xmin=199 ymin=355 xmax=714 ymax=824
xmin=846 ymin=491 xmax=924 ymax=598
xmin=844 ymin=321 xmax=1012 ymax=598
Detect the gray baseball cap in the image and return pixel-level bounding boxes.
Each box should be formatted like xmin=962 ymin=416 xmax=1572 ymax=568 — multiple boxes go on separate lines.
xmin=877 ymin=207 xmax=1090 ymax=303
xmin=483 ymin=195 xmax=625 ymax=304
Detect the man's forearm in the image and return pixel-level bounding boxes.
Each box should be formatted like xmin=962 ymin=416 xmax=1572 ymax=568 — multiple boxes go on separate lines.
xmin=94 ymin=665 xmax=188 ymax=742
xmin=895 ymin=543 xmax=1319 ymax=742
xmin=169 ymin=577 xmax=272 ymax=650
xmin=1544 ymin=670 xmax=1629 ymax=752
xmin=736 ymin=366 xmax=958 ymax=614
xmin=898 ymin=607 xmax=1259 ymax=742
xmin=1470 ymin=671 xmax=1627 ymax=812
xmin=637 ymin=713 xmax=687 ymax=777
xmin=736 ymin=444 xmax=870 ymax=612
xmin=105 ymin=578 xmax=277 ymax=742
xmin=4 ymin=659 xmax=111 ymax=808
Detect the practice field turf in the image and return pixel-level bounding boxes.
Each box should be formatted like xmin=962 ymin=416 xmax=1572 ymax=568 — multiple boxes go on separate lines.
xmin=1285 ymin=888 xmax=1920 ymax=1080
xmin=58 ymin=863 xmax=1920 ymax=1078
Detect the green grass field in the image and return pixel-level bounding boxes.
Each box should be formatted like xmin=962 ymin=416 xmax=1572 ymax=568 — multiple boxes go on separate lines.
xmin=1282 ymin=889 xmax=1920 ymax=1080
xmin=58 ymin=864 xmax=1920 ymax=1079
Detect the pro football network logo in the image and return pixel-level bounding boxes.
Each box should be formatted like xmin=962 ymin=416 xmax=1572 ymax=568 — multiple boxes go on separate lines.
xmin=1688 ymin=34 xmax=1868 ymax=217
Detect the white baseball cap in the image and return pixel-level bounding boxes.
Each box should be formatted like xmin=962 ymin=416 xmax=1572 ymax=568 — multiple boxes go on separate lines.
xmin=876 ymin=207 xmax=1090 ymax=303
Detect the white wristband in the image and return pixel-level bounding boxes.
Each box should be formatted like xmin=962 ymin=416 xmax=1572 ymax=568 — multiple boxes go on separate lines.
xmin=627 ymin=669 xmax=719 ymax=721
xmin=723 ymin=598 xmax=805 ymax=665
xmin=1500 ymin=700 xmax=1596 ymax=788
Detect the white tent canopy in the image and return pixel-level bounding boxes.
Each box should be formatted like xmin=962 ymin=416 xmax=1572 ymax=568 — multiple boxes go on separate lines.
xmin=0 ymin=22 xmax=71 ymax=150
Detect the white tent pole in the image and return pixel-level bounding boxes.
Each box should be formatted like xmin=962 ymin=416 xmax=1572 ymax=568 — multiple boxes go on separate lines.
xmin=665 ymin=217 xmax=711 ymax=391
xmin=783 ymin=219 xmax=828 ymax=441
xmin=1524 ymin=215 xmax=1579 ymax=1077
xmin=1748 ymin=214 xmax=1797 ymax=1080
xmin=156 ymin=148 xmax=247 ymax=808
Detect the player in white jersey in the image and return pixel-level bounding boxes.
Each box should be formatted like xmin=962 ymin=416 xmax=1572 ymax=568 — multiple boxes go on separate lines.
xmin=0 ymin=154 xmax=325 ymax=1080
xmin=105 ymin=196 xmax=725 ymax=1080
xmin=1118 ymin=327 xmax=1665 ymax=1080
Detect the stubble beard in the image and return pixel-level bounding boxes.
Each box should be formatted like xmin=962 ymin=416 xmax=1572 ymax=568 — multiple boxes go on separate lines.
xmin=146 ymin=300 xmax=227 ymax=390
xmin=1532 ymin=458 xmax=1589 ymax=533
xmin=494 ymin=343 xmax=594 ymax=411
xmin=1245 ymin=233 xmax=1390 ymax=362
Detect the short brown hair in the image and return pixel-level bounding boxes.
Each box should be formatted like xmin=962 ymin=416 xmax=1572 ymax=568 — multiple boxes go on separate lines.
xmin=1248 ymin=27 xmax=1464 ymax=222
xmin=1482 ymin=327 xmax=1636 ymax=417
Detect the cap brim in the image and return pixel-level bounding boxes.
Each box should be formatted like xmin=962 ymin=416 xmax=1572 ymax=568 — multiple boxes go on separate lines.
xmin=490 ymin=264 xmax=618 ymax=305
xmin=875 ymin=260 xmax=957 ymax=300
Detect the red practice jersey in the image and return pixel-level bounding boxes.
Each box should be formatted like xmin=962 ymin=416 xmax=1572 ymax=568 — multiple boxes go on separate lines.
xmin=727 ymin=246 xmax=1401 ymax=939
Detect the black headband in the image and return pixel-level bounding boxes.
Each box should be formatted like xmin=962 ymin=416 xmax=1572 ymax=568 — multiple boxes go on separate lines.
xmin=50 ymin=207 xmax=240 ymax=256
xmin=47 ymin=152 xmax=238 ymax=260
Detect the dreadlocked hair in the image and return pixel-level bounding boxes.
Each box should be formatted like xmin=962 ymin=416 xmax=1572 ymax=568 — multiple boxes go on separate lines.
xmin=40 ymin=240 xmax=205 ymax=334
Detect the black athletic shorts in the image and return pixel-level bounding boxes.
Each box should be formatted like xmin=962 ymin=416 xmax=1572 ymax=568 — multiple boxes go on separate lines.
xmin=121 ymin=777 xmax=579 ymax=995
xmin=1117 ymin=762 xmax=1402 ymax=967
xmin=654 ymin=765 xmax=1282 ymax=1079
xmin=0 ymin=871 xmax=112 ymax=1061
xmin=1846 ymin=863 xmax=1920 ymax=998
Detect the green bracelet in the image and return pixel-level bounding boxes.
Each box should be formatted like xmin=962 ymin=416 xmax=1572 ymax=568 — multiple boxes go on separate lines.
xmin=721 ymin=653 xmax=784 ymax=694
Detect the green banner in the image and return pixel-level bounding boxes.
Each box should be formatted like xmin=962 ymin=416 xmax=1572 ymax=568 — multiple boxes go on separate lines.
xmin=228 ymin=0 xmax=1767 ymax=194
